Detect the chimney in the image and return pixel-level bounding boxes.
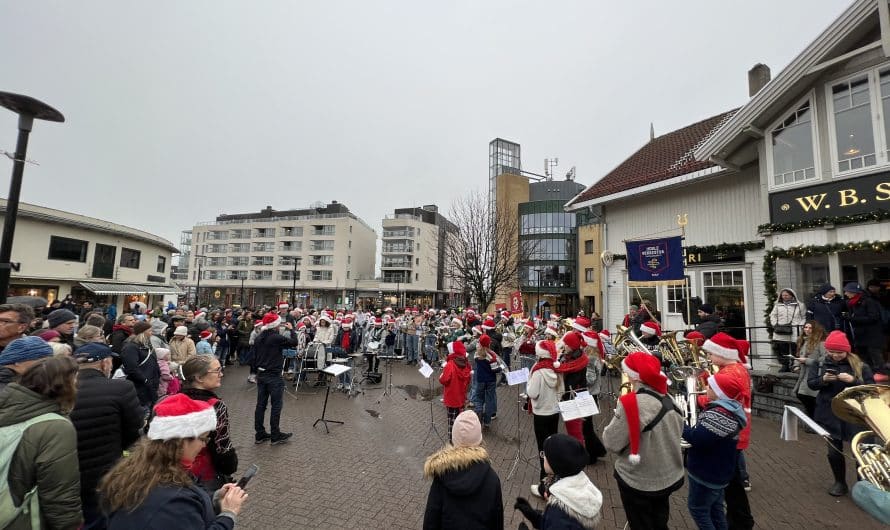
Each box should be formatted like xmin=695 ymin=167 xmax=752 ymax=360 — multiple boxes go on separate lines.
xmin=748 ymin=63 xmax=771 ymax=97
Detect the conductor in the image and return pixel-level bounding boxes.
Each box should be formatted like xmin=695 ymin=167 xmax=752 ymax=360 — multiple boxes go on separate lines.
xmin=253 ymin=311 xmax=300 ymax=445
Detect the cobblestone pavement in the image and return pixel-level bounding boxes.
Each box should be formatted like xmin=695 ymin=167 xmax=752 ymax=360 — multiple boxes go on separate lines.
xmin=216 ymin=362 xmax=882 ymax=529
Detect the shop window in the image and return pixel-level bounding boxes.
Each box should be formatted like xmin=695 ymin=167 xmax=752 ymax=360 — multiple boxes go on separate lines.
xmin=48 ymin=236 xmax=88 ymax=262
xmin=702 ymin=269 xmax=746 ymax=337
xmin=666 ymin=282 xmax=690 ymax=314
xmin=120 ymin=248 xmax=141 ymax=269
xmin=156 ymin=256 xmax=166 ymax=274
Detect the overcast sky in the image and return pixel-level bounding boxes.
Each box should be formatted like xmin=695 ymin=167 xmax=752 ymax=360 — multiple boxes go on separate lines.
xmin=1 ymin=1 xmax=847 ymax=250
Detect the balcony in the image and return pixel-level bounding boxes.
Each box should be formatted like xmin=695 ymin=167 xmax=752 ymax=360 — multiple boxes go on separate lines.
xmin=281 ymin=226 xmax=303 ymax=237
xmin=229 ymin=230 xmax=251 ymax=239
xmin=279 ymin=242 xmax=302 ymax=252
xmin=254 ymin=228 xmax=275 ymax=238
xmin=206 ymin=231 xmax=228 ymax=241
xmin=310 ymin=241 xmax=335 ymax=252
xmin=229 ymin=244 xmax=250 ymax=253
xmin=382 ymin=229 xmax=414 ymax=238
xmin=228 ymin=271 xmax=248 ymax=280
xmin=382 ymin=243 xmax=412 ymax=254
xmin=252 ymin=271 xmax=272 ymax=280
xmin=381 ymin=258 xmax=412 ymax=268
xmin=206 ymin=258 xmax=226 ymax=267
xmin=252 ymin=243 xmax=275 ymax=253
xmin=311 ymin=226 xmax=335 ymax=236
xmin=251 ymin=257 xmax=274 ymax=267
xmin=206 ymin=245 xmax=227 ymax=254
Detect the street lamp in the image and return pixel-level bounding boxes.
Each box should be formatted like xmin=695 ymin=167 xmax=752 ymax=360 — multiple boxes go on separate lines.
xmin=289 ymin=257 xmax=299 ymax=308
xmin=0 ymin=92 xmax=64 ymax=304
xmin=240 ymin=277 xmax=245 ymax=307
xmin=534 ymin=268 xmax=543 ymax=319
xmin=193 ymin=254 xmax=207 ymax=309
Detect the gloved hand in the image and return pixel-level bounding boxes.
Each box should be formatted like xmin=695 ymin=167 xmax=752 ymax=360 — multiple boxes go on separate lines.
xmin=514 ymin=497 xmax=541 ymax=528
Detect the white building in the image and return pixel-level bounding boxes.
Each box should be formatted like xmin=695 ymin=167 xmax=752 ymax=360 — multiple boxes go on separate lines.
xmin=379 ymin=205 xmax=461 ymax=308
xmin=189 ymin=202 xmax=376 ymax=308
xmin=0 ymin=199 xmax=180 ymax=312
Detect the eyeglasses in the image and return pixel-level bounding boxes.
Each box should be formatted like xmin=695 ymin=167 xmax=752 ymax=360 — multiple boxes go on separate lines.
xmin=206 ymin=368 xmax=224 ymax=375
xmin=0 ymin=319 xmax=24 ymax=325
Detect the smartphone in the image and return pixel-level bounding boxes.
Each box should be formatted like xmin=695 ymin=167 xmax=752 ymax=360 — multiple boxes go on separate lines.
xmin=235 ymin=464 xmax=258 ymax=489
xmin=825 ymin=369 xmax=838 ymax=375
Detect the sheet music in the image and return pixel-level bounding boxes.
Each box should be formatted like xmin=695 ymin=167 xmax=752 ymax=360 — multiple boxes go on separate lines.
xmin=418 ymin=360 xmax=434 ymax=379
xmin=781 ymin=405 xmax=829 ymax=441
xmin=506 ymin=367 xmax=529 ymax=385
xmin=322 ymin=364 xmax=351 ymax=377
xmin=558 ymin=393 xmax=599 ymax=421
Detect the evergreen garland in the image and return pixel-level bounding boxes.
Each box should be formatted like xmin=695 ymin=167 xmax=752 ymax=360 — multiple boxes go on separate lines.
xmin=610 ymin=240 xmax=764 ymax=262
xmin=758 ymin=209 xmax=890 ymax=234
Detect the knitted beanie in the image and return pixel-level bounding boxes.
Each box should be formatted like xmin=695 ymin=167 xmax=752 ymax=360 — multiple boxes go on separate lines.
xmin=451 ymin=410 xmax=482 ymax=448
xmin=824 ymin=330 xmax=851 ymax=353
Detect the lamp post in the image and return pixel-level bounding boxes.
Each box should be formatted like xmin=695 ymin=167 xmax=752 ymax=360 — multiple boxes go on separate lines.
xmin=0 ymin=92 xmax=64 ymax=304
xmin=290 ymin=258 xmax=298 ymax=308
xmin=534 ymin=269 xmax=543 ymax=319
xmin=193 ymin=254 xmax=206 ymax=309
xmin=240 ymin=277 xmax=245 ymax=307
xmin=353 ymin=277 xmax=359 ymax=310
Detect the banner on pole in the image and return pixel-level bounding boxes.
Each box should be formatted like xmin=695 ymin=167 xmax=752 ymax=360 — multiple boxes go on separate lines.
xmin=625 ymin=236 xmax=685 ymax=285
xmin=510 ymin=291 xmax=524 ymax=313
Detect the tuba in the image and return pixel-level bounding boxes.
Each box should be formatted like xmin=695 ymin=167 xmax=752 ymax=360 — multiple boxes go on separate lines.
xmin=831 ymin=384 xmax=890 ymax=491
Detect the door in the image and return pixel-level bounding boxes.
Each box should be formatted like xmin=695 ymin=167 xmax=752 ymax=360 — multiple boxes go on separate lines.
xmin=92 ymin=244 xmax=116 ymax=279
xmin=702 ymin=269 xmax=747 ymax=340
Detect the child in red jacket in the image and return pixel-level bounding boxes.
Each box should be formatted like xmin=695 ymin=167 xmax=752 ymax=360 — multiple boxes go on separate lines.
xmin=440 ymin=340 xmax=472 ymax=435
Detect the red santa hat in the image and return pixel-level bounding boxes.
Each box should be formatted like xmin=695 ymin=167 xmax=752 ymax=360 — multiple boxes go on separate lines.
xmin=277 ymin=302 xmax=289 ymax=310
xmin=702 ymin=332 xmax=749 ymax=363
xmin=466 ymin=309 xmax=476 ymax=316
xmin=639 ymin=320 xmax=661 ymax=337
xmin=523 ymin=320 xmax=535 ymax=333
xmin=261 ymin=312 xmax=282 ymax=330
xmin=374 ymin=317 xmax=383 ymax=326
xmin=535 ymin=340 xmax=557 ymax=359
xmin=599 ymin=329 xmax=611 ymax=337
xmin=562 ymin=331 xmax=583 ymax=352
xmin=707 ymin=370 xmax=746 ymax=402
xmin=572 ymin=316 xmax=591 ymax=332
xmin=318 ymin=313 xmax=333 ymax=325
xmin=544 ymin=323 xmax=559 ymax=338
xmin=501 ymin=310 xmax=511 ymax=318
xmin=448 ymin=340 xmax=467 ymax=357
xmin=199 ymin=330 xmax=213 ymax=340
xmin=147 ymin=394 xmax=218 ymax=441
xmin=684 ymin=331 xmax=705 ymax=346
xmin=618 ymin=352 xmax=669 ymax=465
xmin=254 ymin=319 xmax=263 ymax=328
xmin=481 ymin=318 xmax=496 ymax=330
xmin=582 ymin=330 xmax=601 ymax=348
xmin=478 ymin=334 xmax=491 ymax=348
xmin=342 ymin=318 xmax=353 ymax=329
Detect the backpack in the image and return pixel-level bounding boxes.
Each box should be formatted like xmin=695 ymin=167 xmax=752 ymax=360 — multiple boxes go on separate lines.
xmin=0 ymin=412 xmax=65 ymax=528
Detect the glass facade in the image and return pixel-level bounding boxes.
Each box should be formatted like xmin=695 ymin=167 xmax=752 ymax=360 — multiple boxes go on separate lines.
xmin=518 ymin=200 xmax=579 ymax=293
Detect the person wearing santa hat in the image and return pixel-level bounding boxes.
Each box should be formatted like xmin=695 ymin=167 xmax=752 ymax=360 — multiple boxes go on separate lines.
xmin=365 ymin=317 xmax=385 ymax=373
xmin=404 ymin=310 xmax=420 ymax=366
xmin=602 ymin=351 xmax=684 ymax=530
xmin=440 ymin=341 xmax=472 ymax=434
xmin=638 ymin=320 xmax=661 ymax=349
xmin=472 ymin=334 xmax=502 ymax=426
xmin=252 ymin=312 xmax=300 ymax=444
xmin=525 ymin=340 xmax=563 ymax=483
xmin=481 ymin=318 xmax=505 ymax=385
xmin=699 ymin=332 xmax=755 ymax=528
xmin=99 ymin=394 xmax=248 ymax=528
xmin=552 ymin=331 xmax=606 ymax=466
xmin=683 ymin=370 xmax=747 ymax=529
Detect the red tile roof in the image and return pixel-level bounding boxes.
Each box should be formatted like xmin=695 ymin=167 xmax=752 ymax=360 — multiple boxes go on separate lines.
xmin=566 ymin=109 xmax=737 ymax=207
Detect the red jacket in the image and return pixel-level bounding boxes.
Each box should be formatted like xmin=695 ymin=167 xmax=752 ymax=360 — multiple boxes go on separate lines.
xmin=698 ymin=362 xmax=752 ymax=449
xmin=439 ymin=353 xmax=471 ymax=408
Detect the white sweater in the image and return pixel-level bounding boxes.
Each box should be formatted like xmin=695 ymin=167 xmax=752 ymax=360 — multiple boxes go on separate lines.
xmin=526 ymin=366 xmax=562 ymax=415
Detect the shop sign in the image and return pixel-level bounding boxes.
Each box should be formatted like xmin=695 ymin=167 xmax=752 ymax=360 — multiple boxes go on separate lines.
xmin=769 ymin=171 xmax=890 ymax=223
xmin=683 ymin=247 xmax=744 ymax=266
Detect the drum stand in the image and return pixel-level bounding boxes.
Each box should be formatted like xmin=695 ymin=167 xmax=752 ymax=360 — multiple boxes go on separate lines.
xmin=506 ymin=376 xmax=535 ymax=480
xmin=421 ymin=370 xmax=445 ymax=447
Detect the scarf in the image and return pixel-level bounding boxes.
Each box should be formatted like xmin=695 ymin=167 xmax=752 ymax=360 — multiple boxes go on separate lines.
xmin=341 ymin=330 xmax=350 ymax=351
xmin=847 ymin=293 xmax=862 ymax=309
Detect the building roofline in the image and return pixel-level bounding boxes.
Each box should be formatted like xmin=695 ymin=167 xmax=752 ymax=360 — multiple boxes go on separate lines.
xmin=565 ymin=165 xmax=727 ymax=210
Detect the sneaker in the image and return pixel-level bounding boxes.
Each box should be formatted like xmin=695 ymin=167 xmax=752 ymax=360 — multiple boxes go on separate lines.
xmin=247 ymin=374 xmax=256 ymax=383
xmin=530 ymin=484 xmax=542 ymax=498
xmin=743 ymin=480 xmax=752 ymax=492
xmin=271 ymin=432 xmax=293 ymax=445
xmin=255 ymin=432 xmax=271 ymax=444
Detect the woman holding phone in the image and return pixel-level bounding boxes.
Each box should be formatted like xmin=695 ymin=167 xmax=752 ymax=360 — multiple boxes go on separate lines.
xmin=807 ymin=330 xmax=874 ymax=497
xmin=792 ymin=320 xmax=827 ymax=418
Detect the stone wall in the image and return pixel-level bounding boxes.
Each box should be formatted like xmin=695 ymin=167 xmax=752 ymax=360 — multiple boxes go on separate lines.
xmin=750 ymin=370 xmax=802 ymax=422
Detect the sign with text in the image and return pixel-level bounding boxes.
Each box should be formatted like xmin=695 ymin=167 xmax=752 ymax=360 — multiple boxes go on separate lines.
xmin=769 ymin=170 xmax=890 ymax=223
xmin=625 ymin=236 xmax=684 ymax=284
xmin=510 ymin=291 xmax=523 ymax=313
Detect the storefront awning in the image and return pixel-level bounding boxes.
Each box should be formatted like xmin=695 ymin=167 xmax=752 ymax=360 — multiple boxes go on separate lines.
xmin=79 ymin=282 xmax=183 ymax=295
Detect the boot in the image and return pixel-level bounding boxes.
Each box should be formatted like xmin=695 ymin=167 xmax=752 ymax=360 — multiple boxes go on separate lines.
xmin=827 ymin=453 xmax=848 ymax=496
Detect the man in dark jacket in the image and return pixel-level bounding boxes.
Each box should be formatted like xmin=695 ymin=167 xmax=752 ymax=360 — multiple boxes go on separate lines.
xmin=807 ymin=284 xmax=845 ymax=333
xmin=47 ymin=308 xmax=78 ymax=348
xmin=694 ymin=304 xmax=722 ymax=339
xmin=70 ymin=342 xmax=143 ymax=529
xmin=109 ymin=313 xmax=136 ymax=355
xmin=842 ymin=282 xmax=884 ymax=370
xmin=0 ymin=303 xmax=33 ymax=355
xmin=253 ymin=312 xmax=300 ymax=444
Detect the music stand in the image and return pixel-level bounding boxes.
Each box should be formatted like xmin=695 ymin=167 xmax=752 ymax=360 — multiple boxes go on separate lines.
xmin=313 ymin=364 xmax=350 ymax=434
xmin=504 ymin=364 xmax=536 ymax=480
xmin=376 ymin=353 xmax=405 ymax=402
xmin=420 ymin=362 xmax=444 ymax=447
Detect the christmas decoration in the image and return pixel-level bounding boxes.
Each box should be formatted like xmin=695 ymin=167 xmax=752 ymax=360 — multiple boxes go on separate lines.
xmin=758 ymin=210 xmax=890 ymax=234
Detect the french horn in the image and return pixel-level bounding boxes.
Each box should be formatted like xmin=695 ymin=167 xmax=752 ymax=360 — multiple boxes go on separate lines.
xmin=831 ymin=384 xmax=890 ymax=491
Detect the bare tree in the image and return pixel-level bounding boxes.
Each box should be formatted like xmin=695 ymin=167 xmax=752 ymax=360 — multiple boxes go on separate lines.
xmin=442 ymin=192 xmax=531 ymax=311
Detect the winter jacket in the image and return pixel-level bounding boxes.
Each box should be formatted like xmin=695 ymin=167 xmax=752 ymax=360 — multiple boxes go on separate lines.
xmin=253 ymin=329 xmax=299 ymax=375
xmin=484 ymin=329 xmax=503 ymax=356
xmin=106 ymin=482 xmax=235 ymax=530
xmin=792 ymin=341 xmax=826 ymax=398
xmin=121 ymin=340 xmax=161 ymax=408
xmin=683 ymin=399 xmax=746 ymax=488
xmin=180 ymin=387 xmax=238 ymax=490
xmin=845 ymin=294 xmax=884 ymax=348
xmin=314 ymin=324 xmax=335 ymax=346
xmin=109 ymin=325 xmax=132 ymax=354
xmin=806 ymin=294 xmax=845 ymax=333
xmin=770 ymin=288 xmax=805 ymax=342
xmin=169 ymin=336 xmax=197 ymax=364
xmin=422 ymin=445 xmax=504 ymax=530
xmin=69 ymin=369 xmax=144 ymax=511
xmin=196 ymin=339 xmax=213 ymax=355
xmin=807 ymin=355 xmax=875 ymax=441
xmin=526 ymin=363 xmax=562 ymax=415
xmin=0 ymin=383 xmax=82 ymax=530
xmin=695 ymin=314 xmax=722 ymax=339
xmin=697 ymin=362 xmax=752 ymax=450
xmin=602 ymin=384 xmax=685 ymax=493
xmin=0 ymin=364 xmax=17 ymax=392
xmin=540 ymin=472 xmax=602 ymax=530
xmin=473 ymin=351 xmax=501 ymax=384
xmin=237 ymin=319 xmax=253 ymax=347
xmin=439 ymin=354 xmax=471 ymax=408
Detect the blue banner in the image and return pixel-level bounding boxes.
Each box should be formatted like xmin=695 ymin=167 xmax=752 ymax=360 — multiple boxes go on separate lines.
xmin=625 ymin=236 xmax=684 ymax=283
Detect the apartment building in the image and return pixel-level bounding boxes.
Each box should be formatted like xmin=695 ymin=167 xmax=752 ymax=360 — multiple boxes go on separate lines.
xmin=189 ymin=201 xmax=376 ymax=308
xmin=379 ymin=205 xmax=460 ymax=308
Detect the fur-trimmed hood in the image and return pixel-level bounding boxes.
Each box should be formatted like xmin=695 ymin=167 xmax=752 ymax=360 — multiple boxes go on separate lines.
xmin=423 ymin=445 xmax=493 ymax=496
xmin=547 ymin=472 xmax=602 ymax=529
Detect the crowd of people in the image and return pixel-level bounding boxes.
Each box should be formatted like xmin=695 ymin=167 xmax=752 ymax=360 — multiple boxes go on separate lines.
xmin=1 ymin=289 xmax=886 ymax=529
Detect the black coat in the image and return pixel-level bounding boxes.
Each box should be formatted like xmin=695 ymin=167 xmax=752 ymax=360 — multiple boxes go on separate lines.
xmin=845 ymin=295 xmax=884 ymax=348
xmin=253 ymin=329 xmax=299 ymax=375
xmin=484 ymin=329 xmax=503 ymax=356
xmin=695 ymin=315 xmax=722 ymax=339
xmin=106 ymin=482 xmax=234 ymax=530
xmin=121 ymin=340 xmax=161 ymax=407
xmin=70 ymin=369 xmax=144 ymax=507
xmin=806 ymin=295 xmax=845 ymax=333
xmin=807 ymin=356 xmax=874 ymax=440
xmin=423 ymin=445 xmax=504 ymax=530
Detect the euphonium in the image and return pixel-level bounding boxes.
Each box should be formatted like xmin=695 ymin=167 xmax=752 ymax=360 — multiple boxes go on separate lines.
xmin=615 ymin=325 xmax=649 ymax=355
xmin=831 ymin=384 xmax=890 ymax=491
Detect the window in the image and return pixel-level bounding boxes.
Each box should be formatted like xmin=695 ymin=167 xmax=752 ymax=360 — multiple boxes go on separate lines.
xmin=519 ymin=266 xmax=575 ymax=288
xmin=310 ymin=270 xmax=333 ymax=281
xmin=252 ymin=242 xmax=274 ymax=252
xmin=120 ymin=248 xmax=141 ymax=269
xmin=415 ymin=258 xmax=419 ymax=265
xmin=278 ymin=270 xmax=300 ymax=281
xmin=252 ymin=270 xmax=272 ymax=280
xmin=207 ymin=244 xmax=227 ymax=254
xmin=278 ymin=256 xmax=301 ymax=266
xmin=348 ymin=240 xmax=352 ymax=249
xmin=207 ymin=257 xmax=226 ymax=267
xmin=230 ymin=229 xmax=251 ymax=239
xmin=92 ymin=243 xmax=115 ymax=278
xmin=310 ymin=240 xmax=335 ymax=251
xmin=346 ymin=270 xmax=350 ymax=279
xmin=310 ymin=255 xmax=333 ymax=266
xmin=254 ymin=228 xmax=275 ymax=238
xmin=666 ymin=283 xmax=689 ymax=314
xmin=312 ymin=225 xmax=335 ymax=236
xmin=415 ymin=273 xmax=419 ymax=281
xmin=831 ymin=74 xmax=876 ymax=173
xmin=520 ymin=210 xmax=577 ymax=235
xmin=48 ymin=236 xmax=87 ymax=262
xmin=229 ymin=270 xmax=247 ymax=280
xmin=702 ymin=269 xmax=747 ymax=336
xmin=279 ymin=241 xmax=302 ymax=252
xmin=282 ymin=226 xmax=303 ymax=237
xmin=347 ymin=255 xmax=351 ymax=264
xmin=584 ymin=240 xmax=594 ymax=254
xmin=251 ymin=256 xmax=274 ymax=266
xmin=770 ymin=99 xmax=816 ymax=186
xmin=229 ymin=243 xmax=250 ymax=253
xmin=521 ymin=238 xmax=574 ymax=261
xmin=156 ymin=256 xmax=167 ymax=273
xmin=584 ymin=268 xmax=595 ymax=282
xmin=229 ymin=256 xmax=249 ymax=266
